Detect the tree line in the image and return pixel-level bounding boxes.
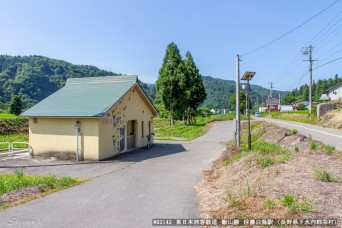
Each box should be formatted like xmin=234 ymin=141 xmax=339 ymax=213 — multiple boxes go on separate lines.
xmin=282 ymin=74 xmax=341 ymax=104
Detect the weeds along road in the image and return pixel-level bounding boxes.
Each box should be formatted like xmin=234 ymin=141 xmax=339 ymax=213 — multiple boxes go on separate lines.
xmin=0 ymin=121 xmax=235 ymax=228
xmin=258 ymin=118 xmax=342 ymax=151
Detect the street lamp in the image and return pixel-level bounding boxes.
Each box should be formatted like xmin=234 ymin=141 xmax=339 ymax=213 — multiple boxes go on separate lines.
xmin=241 ymin=71 xmax=256 ymax=150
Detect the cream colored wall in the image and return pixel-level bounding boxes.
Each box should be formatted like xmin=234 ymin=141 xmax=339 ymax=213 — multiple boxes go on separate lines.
xmin=99 ymin=86 xmax=154 ymax=159
xmin=29 ymin=118 xmax=100 ymax=160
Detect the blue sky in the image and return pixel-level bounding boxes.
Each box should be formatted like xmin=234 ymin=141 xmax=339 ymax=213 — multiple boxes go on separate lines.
xmin=1 ymin=0 xmax=341 ymax=91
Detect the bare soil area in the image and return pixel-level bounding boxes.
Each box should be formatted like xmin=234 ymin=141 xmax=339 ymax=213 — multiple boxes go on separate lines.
xmin=318 ymin=109 xmax=342 ymax=129
xmin=195 ymin=122 xmax=342 ymax=227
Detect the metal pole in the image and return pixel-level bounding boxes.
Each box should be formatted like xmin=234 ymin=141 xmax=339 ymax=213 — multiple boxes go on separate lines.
xmin=247 ymin=80 xmax=251 ymax=150
xmin=309 ymin=45 xmax=313 ymax=114
xmin=236 ymin=54 xmax=241 ymax=147
xmin=76 ymin=121 xmax=79 ymax=162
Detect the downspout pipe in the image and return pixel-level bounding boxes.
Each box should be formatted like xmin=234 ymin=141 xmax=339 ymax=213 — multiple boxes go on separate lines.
xmin=76 ymin=121 xmax=79 ymax=162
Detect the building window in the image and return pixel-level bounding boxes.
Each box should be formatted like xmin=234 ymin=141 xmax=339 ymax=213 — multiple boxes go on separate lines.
xmin=141 ymin=121 xmax=144 ymax=138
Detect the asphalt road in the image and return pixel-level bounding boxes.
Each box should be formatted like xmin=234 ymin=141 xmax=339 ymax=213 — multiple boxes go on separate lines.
xmin=0 ymin=121 xmax=235 ymax=228
xmin=258 ymin=117 xmax=342 ymax=151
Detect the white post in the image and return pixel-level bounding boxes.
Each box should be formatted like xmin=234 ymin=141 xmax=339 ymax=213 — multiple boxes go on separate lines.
xmin=236 ymin=54 xmax=241 ymax=147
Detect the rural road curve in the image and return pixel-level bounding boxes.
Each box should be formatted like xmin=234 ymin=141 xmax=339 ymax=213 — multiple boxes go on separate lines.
xmin=0 ymin=121 xmax=235 ymax=228
xmin=258 ymin=117 xmax=342 ymax=151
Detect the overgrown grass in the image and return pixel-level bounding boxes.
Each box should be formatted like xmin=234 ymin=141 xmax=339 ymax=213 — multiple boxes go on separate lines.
xmin=281 ymin=195 xmax=313 ymax=213
xmin=154 ymin=113 xmax=245 ymax=141
xmin=326 ymin=145 xmax=335 ymax=155
xmin=224 ymin=122 xmax=290 ymax=168
xmin=0 ymin=169 xmax=78 ymax=196
xmin=263 ymin=111 xmax=317 ymax=125
xmin=0 ymin=113 xmax=17 ymax=118
xmin=313 ymin=168 xmax=340 ymax=183
xmin=0 ymin=133 xmax=28 ymax=150
xmin=264 ymin=199 xmax=275 ymax=209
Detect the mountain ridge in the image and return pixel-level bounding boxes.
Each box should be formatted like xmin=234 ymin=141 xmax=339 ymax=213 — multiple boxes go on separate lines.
xmin=0 ymin=55 xmax=289 ymax=110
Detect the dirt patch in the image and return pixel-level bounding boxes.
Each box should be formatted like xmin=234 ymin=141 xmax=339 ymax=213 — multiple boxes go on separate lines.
xmin=318 ymin=109 xmax=342 ymax=129
xmin=195 ymin=122 xmax=342 ymax=226
xmin=0 ymin=184 xmax=45 ymax=204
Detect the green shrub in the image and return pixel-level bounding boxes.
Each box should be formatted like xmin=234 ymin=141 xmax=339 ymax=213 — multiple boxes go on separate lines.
xmin=264 ymin=199 xmax=275 ymax=209
xmin=314 ymin=168 xmax=335 ymax=182
xmin=257 ymin=157 xmax=275 ymax=168
xmin=326 ymin=145 xmax=335 ymax=155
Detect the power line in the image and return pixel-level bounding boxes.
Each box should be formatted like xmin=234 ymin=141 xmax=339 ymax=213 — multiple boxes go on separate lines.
xmin=241 ymin=0 xmax=340 ymax=56
xmin=314 ymin=56 xmax=342 ymax=69
xmin=317 ymin=47 xmax=342 ymax=63
xmin=308 ymin=9 xmax=342 ymax=46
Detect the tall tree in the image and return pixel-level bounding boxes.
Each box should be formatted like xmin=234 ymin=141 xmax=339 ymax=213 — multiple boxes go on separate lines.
xmin=9 ymin=95 xmax=22 ymax=115
xmin=156 ymin=42 xmax=186 ymax=125
xmin=229 ymin=91 xmax=247 ymax=114
xmin=183 ymin=51 xmax=207 ymax=123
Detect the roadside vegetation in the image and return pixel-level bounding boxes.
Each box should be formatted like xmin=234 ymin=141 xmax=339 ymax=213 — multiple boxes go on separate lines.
xmin=196 ymin=121 xmax=342 ymax=220
xmin=154 ymin=113 xmax=245 ymax=141
xmin=0 ymin=113 xmax=28 ymax=150
xmin=260 ymin=110 xmax=317 ymax=125
xmin=0 ymin=170 xmax=85 ymax=211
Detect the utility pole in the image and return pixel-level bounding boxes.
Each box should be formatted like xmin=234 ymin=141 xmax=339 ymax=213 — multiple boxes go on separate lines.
xmin=302 ymin=45 xmax=317 ymax=114
xmin=268 ymin=82 xmax=273 ymax=115
xmin=236 ymin=54 xmax=241 ymax=147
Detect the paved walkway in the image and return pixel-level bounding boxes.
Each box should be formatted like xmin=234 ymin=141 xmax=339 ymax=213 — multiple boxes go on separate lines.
xmin=0 ymin=121 xmax=235 ymax=228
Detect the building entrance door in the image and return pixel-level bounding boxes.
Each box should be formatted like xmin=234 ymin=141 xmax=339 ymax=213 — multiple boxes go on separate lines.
xmin=127 ymin=120 xmax=136 ymax=150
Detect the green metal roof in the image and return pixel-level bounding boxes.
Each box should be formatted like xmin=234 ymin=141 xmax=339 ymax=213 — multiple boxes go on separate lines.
xmin=21 ymin=76 xmax=138 ymax=117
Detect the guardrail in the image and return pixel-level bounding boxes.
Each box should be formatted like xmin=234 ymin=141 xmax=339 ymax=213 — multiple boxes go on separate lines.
xmin=0 ymin=142 xmax=32 ymax=158
xmin=10 ymin=142 xmax=32 ymax=158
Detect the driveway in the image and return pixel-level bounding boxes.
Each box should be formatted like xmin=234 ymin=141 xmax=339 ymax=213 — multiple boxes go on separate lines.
xmin=0 ymin=121 xmax=235 ymax=228
xmin=258 ymin=117 xmax=342 ymax=151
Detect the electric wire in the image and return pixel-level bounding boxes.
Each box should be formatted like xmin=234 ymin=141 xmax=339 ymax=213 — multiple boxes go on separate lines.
xmin=314 ymin=56 xmax=342 ymax=69
xmin=241 ymin=0 xmax=340 ymax=56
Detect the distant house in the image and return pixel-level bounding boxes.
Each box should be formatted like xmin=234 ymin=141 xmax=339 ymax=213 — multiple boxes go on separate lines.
xmin=210 ymin=108 xmax=229 ymax=114
xmin=325 ymin=82 xmax=342 ymax=101
xmin=292 ymin=100 xmax=320 ymax=110
xmin=21 ymin=76 xmax=158 ymax=161
xmin=259 ymin=107 xmax=267 ymax=112
xmin=265 ymin=98 xmax=280 ymax=111
xmin=280 ymin=105 xmax=293 ymax=112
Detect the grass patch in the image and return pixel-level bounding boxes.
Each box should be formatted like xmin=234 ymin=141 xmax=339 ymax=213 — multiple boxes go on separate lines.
xmin=313 ymin=168 xmax=339 ymax=182
xmin=310 ymin=142 xmax=317 ymax=150
xmin=0 ymin=169 xmax=78 ymax=195
xmin=0 ymin=133 xmax=28 ymax=150
xmin=326 ymin=145 xmax=335 ymax=155
xmin=0 ymin=170 xmax=85 ymax=210
xmin=224 ymin=122 xmax=291 ymax=168
xmin=224 ymin=149 xmax=250 ymax=166
xmin=281 ymin=195 xmax=313 ymax=213
xmin=264 ymin=199 xmax=275 ymax=209
xmin=264 ymin=111 xmax=317 ymax=125
xmin=154 ymin=113 xmax=245 ymax=141
xmin=0 ymin=113 xmax=17 ymax=118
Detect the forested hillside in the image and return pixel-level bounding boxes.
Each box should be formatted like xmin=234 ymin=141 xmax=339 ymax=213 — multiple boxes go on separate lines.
xmin=0 ymin=55 xmax=288 ymax=111
xmin=0 ymin=55 xmax=119 ymax=108
xmin=201 ymin=76 xmax=289 ymax=109
xmin=282 ymin=74 xmax=342 ymax=104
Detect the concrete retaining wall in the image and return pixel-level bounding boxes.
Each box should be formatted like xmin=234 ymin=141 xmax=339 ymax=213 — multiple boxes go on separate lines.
xmin=317 ymin=103 xmax=335 ymax=117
